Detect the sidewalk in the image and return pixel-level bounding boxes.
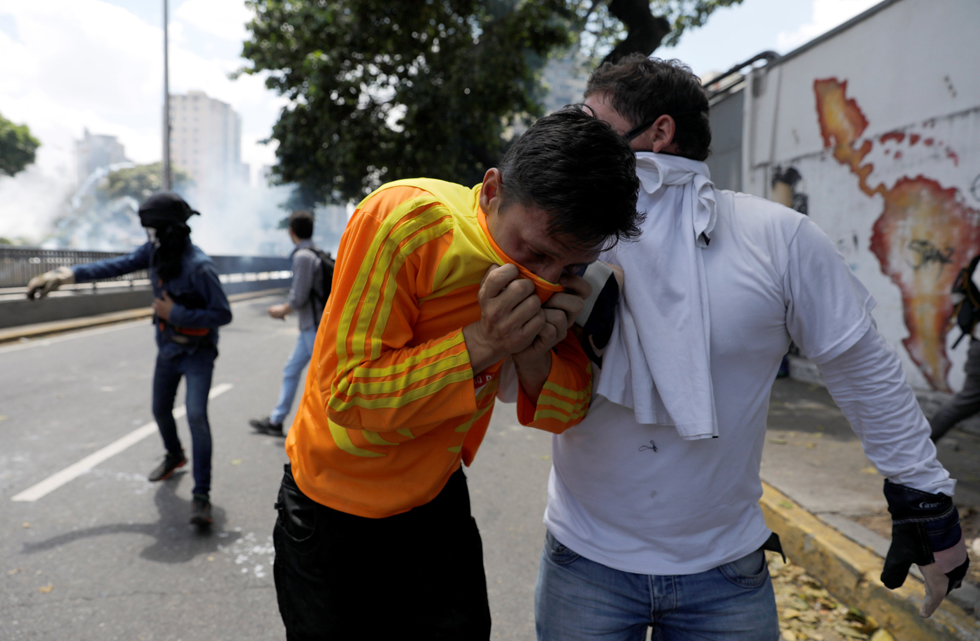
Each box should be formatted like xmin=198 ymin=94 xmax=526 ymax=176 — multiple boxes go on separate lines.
xmin=763 ymin=372 xmax=980 ymax=639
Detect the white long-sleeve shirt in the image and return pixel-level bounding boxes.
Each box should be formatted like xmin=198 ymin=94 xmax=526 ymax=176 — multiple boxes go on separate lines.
xmin=540 ymin=188 xmax=953 ymax=576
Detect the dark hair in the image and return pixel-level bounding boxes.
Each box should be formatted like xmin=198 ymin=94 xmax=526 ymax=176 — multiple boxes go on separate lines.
xmin=586 ymin=54 xmax=712 ymax=162
xmin=497 ymin=107 xmax=641 ymax=249
xmin=288 ymin=210 xmax=314 ymax=239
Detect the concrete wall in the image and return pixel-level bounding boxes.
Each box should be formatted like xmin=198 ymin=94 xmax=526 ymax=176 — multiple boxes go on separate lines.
xmin=705 ymin=89 xmax=744 ymax=192
xmin=738 ymin=0 xmax=980 ymax=393
xmin=0 ymin=278 xmax=291 ymax=330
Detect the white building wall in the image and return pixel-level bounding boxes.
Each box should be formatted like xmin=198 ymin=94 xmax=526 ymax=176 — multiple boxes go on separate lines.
xmin=740 ymin=0 xmax=980 ymax=392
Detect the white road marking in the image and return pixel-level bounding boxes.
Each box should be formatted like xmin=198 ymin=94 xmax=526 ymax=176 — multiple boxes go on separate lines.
xmin=11 ymin=383 xmax=234 ymax=502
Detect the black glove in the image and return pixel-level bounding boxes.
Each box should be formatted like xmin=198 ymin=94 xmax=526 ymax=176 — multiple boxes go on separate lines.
xmin=881 ymin=479 xmax=969 ymax=617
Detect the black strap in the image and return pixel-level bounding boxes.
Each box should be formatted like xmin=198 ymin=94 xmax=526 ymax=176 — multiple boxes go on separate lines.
xmin=761 ymin=532 xmax=786 ymax=563
xmin=305 ymin=248 xmax=334 ymax=326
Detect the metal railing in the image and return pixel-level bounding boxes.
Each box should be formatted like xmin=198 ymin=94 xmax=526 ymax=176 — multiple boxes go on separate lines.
xmin=0 ymin=246 xmax=292 ymax=289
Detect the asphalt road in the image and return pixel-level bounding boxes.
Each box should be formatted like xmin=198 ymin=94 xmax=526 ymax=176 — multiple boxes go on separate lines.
xmin=0 ymin=295 xmax=553 ymax=640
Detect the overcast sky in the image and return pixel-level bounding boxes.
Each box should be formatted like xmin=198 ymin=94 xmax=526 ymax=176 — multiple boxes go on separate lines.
xmin=0 ymin=0 xmax=880 ymax=241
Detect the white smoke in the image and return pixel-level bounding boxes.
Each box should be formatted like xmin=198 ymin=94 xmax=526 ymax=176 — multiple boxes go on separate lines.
xmin=35 ymin=170 xmax=348 ymax=258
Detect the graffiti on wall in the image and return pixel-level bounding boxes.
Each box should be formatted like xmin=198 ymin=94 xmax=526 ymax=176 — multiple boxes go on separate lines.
xmin=814 ymin=78 xmax=980 ymax=391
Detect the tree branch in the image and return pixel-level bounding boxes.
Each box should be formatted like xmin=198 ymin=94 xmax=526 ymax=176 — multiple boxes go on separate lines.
xmin=600 ymin=0 xmax=671 ymax=66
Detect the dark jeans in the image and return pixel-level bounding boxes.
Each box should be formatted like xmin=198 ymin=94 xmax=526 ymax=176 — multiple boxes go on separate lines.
xmin=931 ymin=339 xmax=980 ymax=441
xmin=152 ymin=346 xmax=216 ymax=496
xmin=273 ymin=464 xmax=492 ymax=640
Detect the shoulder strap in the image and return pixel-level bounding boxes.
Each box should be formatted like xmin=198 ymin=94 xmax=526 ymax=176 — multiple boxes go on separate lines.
xmin=306 ymin=248 xmax=334 ymax=324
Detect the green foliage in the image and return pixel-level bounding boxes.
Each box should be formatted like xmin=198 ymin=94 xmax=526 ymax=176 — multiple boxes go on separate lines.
xmin=240 ymin=0 xmax=742 ymax=206
xmin=98 ymin=162 xmax=193 ymax=204
xmin=241 ymin=0 xmax=575 ymax=205
xmin=0 ymin=112 xmax=41 ymax=178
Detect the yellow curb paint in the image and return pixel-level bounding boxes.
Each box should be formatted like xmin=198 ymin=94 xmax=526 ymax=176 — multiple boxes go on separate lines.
xmin=761 ymin=482 xmax=979 ymax=641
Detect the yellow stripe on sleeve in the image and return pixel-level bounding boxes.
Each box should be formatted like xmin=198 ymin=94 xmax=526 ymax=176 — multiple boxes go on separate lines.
xmin=536 ymin=394 xmax=579 ymax=414
xmin=331 ymin=369 xmax=474 ymax=412
xmin=534 ymin=408 xmax=588 ymax=423
xmin=334 ymin=197 xmax=447 ymax=372
xmin=454 ymin=400 xmax=494 ymax=433
xmin=541 ymin=380 xmax=590 ymax=403
xmin=352 ymin=333 xmax=465 ymax=378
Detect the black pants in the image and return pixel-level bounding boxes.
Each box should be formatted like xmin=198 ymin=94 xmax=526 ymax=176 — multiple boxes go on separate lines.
xmin=273 ymin=464 xmax=491 ymax=640
xmin=931 ymin=339 xmax=980 ymax=441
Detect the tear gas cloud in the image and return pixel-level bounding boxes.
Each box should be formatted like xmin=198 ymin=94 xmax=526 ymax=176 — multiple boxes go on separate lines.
xmin=0 ymin=159 xmax=348 ymax=259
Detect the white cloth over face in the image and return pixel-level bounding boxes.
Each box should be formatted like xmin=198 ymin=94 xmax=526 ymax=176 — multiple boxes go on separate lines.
xmin=595 ymin=152 xmax=719 ymax=440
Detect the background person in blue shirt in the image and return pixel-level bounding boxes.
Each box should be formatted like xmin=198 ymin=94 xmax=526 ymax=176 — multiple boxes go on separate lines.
xmin=27 ymin=192 xmax=232 ymax=527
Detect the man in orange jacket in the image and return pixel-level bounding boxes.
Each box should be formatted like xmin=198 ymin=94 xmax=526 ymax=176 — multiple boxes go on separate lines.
xmin=273 ymin=107 xmax=642 ymax=639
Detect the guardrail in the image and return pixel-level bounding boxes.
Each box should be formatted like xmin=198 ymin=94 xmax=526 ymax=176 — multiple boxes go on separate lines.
xmin=0 ymin=247 xmax=148 ymax=288
xmin=0 ymin=246 xmax=292 ymax=289
xmin=0 ymin=247 xmax=294 ymax=330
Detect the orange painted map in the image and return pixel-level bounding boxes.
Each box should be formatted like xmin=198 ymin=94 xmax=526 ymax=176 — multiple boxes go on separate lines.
xmin=814 ymin=78 xmax=980 ymax=390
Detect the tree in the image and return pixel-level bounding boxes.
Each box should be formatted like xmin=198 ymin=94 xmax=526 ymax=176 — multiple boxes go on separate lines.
xmin=0 ymin=111 xmax=41 ymax=178
xmin=98 ymin=162 xmax=193 ymax=203
xmin=240 ymin=0 xmax=742 ymax=206
xmin=580 ymin=0 xmax=745 ymax=66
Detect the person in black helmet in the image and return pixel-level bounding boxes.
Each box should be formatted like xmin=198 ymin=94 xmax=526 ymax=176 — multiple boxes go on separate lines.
xmin=26 ymin=192 xmax=232 ymax=527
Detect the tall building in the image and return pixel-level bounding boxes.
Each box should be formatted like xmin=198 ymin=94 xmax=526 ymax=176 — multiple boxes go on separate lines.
xmin=76 ymin=129 xmax=127 ymax=187
xmin=169 ymin=90 xmax=248 ymax=208
xmin=540 ymin=54 xmax=589 ymax=114
xmin=509 ymin=52 xmax=590 ymax=138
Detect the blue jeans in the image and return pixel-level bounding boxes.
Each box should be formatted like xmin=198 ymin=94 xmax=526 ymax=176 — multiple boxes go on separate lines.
xmin=535 ymin=531 xmax=779 ymax=641
xmin=270 ymin=328 xmax=317 ymax=427
xmin=152 ymin=347 xmax=216 ymax=496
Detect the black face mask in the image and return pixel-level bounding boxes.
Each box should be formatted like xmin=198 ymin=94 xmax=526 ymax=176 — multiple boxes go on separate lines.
xmin=151 ymin=224 xmax=190 ymax=283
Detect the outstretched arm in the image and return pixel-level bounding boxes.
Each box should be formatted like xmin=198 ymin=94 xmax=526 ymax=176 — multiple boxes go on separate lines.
xmin=819 ymin=326 xmax=966 ymax=617
xmin=27 ymin=243 xmax=153 ymax=299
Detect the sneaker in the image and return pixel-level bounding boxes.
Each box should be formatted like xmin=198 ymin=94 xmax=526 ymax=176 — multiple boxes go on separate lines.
xmin=190 ymin=493 xmax=213 ymax=526
xmin=249 ymin=417 xmax=284 ymax=437
xmin=147 ymin=450 xmax=187 ymax=482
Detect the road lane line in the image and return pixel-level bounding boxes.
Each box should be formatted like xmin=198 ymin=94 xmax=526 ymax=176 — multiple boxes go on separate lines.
xmin=11 ymin=383 xmax=234 ymax=502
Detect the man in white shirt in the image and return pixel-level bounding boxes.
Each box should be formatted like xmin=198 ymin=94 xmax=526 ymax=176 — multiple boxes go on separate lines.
xmin=534 ymin=54 xmax=969 ymax=641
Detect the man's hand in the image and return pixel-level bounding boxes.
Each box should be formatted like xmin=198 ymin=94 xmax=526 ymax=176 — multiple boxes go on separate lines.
xmin=880 ymin=480 xmax=969 ymax=617
xmin=26 ymin=267 xmax=75 ymax=300
xmin=268 ymin=303 xmax=291 ymax=320
xmin=514 ymin=273 xmax=591 ymax=364
xmin=512 ymin=272 xmax=593 ymax=401
xmin=152 ymin=291 xmax=175 ymax=322
xmin=463 ymin=264 xmax=545 ymax=374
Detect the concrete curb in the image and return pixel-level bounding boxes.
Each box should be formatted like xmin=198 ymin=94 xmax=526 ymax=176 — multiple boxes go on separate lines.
xmin=0 ymin=288 xmax=286 ymax=344
xmin=762 ymin=482 xmax=980 ymax=640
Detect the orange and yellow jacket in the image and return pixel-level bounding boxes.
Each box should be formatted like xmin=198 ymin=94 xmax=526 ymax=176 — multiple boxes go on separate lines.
xmin=285 ymin=178 xmax=593 ymax=518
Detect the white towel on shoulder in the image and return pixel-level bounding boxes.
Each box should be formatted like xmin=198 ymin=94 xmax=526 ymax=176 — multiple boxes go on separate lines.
xmin=595 ymin=152 xmax=719 ymax=440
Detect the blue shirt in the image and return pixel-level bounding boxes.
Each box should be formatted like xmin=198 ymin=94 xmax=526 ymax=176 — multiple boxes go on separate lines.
xmin=72 ymin=240 xmax=232 ymax=358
